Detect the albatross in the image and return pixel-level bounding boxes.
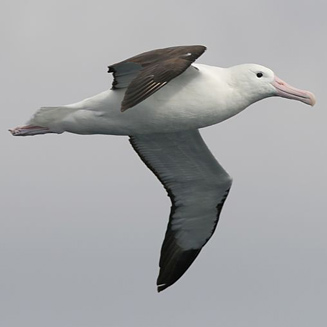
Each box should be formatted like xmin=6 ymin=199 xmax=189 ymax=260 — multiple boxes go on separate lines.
xmin=10 ymin=45 xmax=316 ymax=292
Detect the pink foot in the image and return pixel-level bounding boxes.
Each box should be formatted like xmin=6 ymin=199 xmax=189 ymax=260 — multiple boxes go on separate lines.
xmin=9 ymin=125 xmax=56 ymax=136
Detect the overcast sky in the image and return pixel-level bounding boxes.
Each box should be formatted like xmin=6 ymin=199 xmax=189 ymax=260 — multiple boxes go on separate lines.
xmin=1 ymin=0 xmax=326 ymax=326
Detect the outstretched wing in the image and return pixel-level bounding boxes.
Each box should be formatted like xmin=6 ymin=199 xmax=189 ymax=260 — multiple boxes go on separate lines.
xmin=129 ymin=130 xmax=232 ymax=292
xmin=108 ymin=45 xmax=206 ymax=111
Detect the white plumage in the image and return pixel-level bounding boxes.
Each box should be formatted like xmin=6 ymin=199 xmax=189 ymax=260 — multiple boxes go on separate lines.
xmin=10 ymin=45 xmax=316 ymax=292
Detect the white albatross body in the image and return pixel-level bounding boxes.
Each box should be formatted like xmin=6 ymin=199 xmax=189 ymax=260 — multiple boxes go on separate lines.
xmin=30 ymin=64 xmax=247 ymax=135
xmin=10 ymin=45 xmax=316 ymax=292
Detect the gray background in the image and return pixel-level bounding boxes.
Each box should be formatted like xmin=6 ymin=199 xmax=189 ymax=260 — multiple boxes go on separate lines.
xmin=1 ymin=0 xmax=326 ymax=326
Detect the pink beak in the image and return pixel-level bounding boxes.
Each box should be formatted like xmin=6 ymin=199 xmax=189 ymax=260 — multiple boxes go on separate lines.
xmin=272 ymin=76 xmax=316 ymax=106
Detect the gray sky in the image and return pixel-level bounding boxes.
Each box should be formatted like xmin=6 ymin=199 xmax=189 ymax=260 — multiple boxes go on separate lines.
xmin=1 ymin=0 xmax=326 ymax=326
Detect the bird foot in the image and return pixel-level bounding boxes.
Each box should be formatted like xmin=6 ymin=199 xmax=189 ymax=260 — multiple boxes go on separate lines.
xmin=9 ymin=125 xmax=56 ymax=136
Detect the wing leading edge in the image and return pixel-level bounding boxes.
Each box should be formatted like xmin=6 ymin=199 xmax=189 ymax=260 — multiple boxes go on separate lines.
xmin=129 ymin=130 xmax=232 ymax=292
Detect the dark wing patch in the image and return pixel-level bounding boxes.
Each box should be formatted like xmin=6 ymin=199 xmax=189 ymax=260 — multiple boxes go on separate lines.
xmin=129 ymin=130 xmax=232 ymax=292
xmin=121 ymin=58 xmax=191 ymax=111
xmin=108 ymin=45 xmax=206 ymax=111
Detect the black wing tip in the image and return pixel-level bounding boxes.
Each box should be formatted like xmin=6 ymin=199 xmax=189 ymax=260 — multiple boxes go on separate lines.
xmin=195 ymin=44 xmax=207 ymax=52
xmin=186 ymin=44 xmax=207 ymax=56
xmin=120 ymin=105 xmax=129 ymax=112
xmin=156 ymin=248 xmax=201 ymax=292
xmin=157 ymin=283 xmax=171 ymax=293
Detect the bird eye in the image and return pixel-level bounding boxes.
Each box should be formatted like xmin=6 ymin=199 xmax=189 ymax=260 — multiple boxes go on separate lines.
xmin=256 ymin=72 xmax=263 ymax=78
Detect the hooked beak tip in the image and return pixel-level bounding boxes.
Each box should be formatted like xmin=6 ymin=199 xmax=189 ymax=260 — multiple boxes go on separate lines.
xmin=307 ymin=91 xmax=316 ymax=107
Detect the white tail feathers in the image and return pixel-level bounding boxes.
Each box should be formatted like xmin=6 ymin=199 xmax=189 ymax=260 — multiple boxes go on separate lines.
xmin=27 ymin=106 xmax=74 ymax=133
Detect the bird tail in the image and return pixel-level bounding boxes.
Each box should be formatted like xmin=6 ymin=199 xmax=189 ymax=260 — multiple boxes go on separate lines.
xmin=9 ymin=106 xmax=72 ymax=136
xmin=27 ymin=106 xmax=70 ymax=127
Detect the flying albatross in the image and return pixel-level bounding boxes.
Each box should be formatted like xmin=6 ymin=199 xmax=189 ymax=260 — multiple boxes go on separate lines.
xmin=10 ymin=45 xmax=316 ymax=292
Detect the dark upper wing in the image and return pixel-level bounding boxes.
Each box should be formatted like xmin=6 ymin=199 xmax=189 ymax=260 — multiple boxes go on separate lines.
xmin=129 ymin=130 xmax=232 ymax=292
xmin=108 ymin=45 xmax=206 ymax=111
